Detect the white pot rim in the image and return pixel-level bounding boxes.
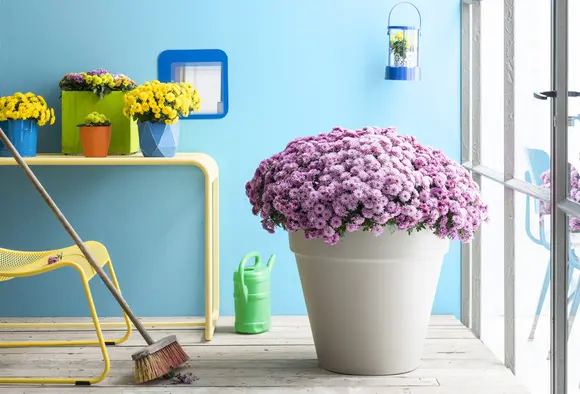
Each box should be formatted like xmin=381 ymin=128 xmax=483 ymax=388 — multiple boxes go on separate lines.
xmin=289 ymin=228 xmax=450 ymax=261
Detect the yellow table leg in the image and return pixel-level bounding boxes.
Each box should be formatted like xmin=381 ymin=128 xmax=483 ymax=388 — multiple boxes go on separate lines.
xmin=213 ymin=177 xmax=220 ymax=325
xmin=203 ymin=175 xmax=220 ymax=341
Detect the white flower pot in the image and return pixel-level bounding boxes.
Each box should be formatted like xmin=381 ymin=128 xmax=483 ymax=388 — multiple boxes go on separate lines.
xmin=289 ymin=229 xmax=450 ymax=375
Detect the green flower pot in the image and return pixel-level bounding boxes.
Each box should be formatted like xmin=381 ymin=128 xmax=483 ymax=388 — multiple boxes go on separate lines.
xmin=61 ymin=91 xmax=138 ymax=155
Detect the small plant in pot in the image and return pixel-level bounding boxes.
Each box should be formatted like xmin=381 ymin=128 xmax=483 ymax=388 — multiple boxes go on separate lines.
xmin=77 ymin=112 xmax=112 ymax=158
xmin=245 ymin=126 xmax=488 ymax=376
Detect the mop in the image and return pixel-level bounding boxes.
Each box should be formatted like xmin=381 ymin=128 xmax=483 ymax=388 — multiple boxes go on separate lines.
xmin=0 ymin=127 xmax=190 ymax=384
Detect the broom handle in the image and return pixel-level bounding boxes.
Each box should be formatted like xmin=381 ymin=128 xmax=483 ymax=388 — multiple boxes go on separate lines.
xmin=0 ymin=127 xmax=155 ymax=346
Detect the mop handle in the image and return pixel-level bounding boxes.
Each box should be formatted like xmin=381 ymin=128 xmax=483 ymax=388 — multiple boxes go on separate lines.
xmin=0 ymin=127 xmax=154 ymax=345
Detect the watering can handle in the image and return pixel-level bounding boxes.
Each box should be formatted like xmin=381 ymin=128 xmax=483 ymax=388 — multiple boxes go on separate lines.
xmin=238 ymin=252 xmax=261 ymax=303
xmin=387 ymin=2 xmax=422 ymax=34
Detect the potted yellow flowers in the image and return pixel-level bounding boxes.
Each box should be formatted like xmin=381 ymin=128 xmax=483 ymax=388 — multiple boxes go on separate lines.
xmin=0 ymin=92 xmax=56 ymax=157
xmin=77 ymin=112 xmax=112 ymax=158
xmin=123 ymin=80 xmax=201 ymax=157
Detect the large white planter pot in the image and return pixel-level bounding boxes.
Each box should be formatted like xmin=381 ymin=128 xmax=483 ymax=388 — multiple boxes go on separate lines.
xmin=289 ymin=229 xmax=450 ymax=375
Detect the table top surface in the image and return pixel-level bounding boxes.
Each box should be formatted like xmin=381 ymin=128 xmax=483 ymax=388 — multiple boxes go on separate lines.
xmin=0 ymin=152 xmax=219 ymax=179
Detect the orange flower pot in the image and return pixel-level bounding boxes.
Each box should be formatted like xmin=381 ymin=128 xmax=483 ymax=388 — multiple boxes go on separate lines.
xmin=79 ymin=125 xmax=112 ymax=157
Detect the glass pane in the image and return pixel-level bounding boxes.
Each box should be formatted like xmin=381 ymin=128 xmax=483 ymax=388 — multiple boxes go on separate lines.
xmin=480 ymin=177 xmax=505 ymax=364
xmin=173 ymin=63 xmax=224 ymax=115
xmin=568 ymin=209 xmax=580 ymax=391
xmin=480 ymin=0 xmax=504 ymax=173
xmin=569 ymin=1 xmax=580 ymax=207
xmin=514 ymin=0 xmax=551 ymax=186
xmin=514 ymin=191 xmax=551 ymax=394
xmin=511 ymin=5 xmax=553 ymax=390
xmin=567 ymin=1 xmax=580 ymax=388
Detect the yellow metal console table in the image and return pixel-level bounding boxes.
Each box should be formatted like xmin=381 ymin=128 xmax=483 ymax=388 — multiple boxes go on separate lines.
xmin=0 ymin=153 xmax=219 ymax=341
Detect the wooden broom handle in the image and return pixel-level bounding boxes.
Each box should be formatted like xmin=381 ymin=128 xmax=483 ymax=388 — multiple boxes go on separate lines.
xmin=0 ymin=127 xmax=154 ymax=345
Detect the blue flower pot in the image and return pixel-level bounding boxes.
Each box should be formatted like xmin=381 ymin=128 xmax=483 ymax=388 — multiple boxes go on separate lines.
xmin=0 ymin=119 xmax=39 ymax=158
xmin=137 ymin=121 xmax=180 ymax=158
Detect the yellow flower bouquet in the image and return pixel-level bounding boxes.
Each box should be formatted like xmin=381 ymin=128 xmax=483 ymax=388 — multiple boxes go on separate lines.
xmin=0 ymin=92 xmax=56 ymax=157
xmin=123 ymin=80 xmax=201 ymax=125
xmin=123 ymin=80 xmax=201 ymax=157
xmin=0 ymin=92 xmax=56 ymax=126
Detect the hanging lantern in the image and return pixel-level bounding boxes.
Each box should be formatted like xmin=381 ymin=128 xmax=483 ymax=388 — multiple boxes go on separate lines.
xmin=385 ymin=2 xmax=422 ymax=81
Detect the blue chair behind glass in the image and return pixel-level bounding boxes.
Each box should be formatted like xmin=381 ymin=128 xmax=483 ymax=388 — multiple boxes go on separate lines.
xmin=524 ymin=147 xmax=580 ymax=341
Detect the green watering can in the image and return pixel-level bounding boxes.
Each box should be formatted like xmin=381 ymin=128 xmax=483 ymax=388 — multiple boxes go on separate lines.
xmin=233 ymin=251 xmax=275 ymax=334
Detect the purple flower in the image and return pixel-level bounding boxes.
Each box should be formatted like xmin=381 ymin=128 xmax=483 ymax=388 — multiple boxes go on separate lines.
xmin=362 ymin=208 xmax=374 ymax=218
xmin=168 ymin=371 xmax=199 ymax=385
xmin=87 ymin=68 xmax=109 ymax=76
xmin=245 ymin=126 xmax=489 ymax=245
xmin=386 ymin=183 xmax=403 ymax=196
xmin=67 ymin=73 xmax=85 ymax=83
xmin=314 ymin=218 xmax=327 ymax=230
xmin=372 ymin=225 xmax=385 ymax=236
xmin=330 ymin=216 xmax=343 ymax=227
xmin=399 ymin=190 xmax=411 ymax=202
xmin=351 ymin=216 xmax=365 ymax=225
xmin=346 ymin=223 xmax=361 ymax=232
xmin=353 ymin=188 xmax=365 ymax=199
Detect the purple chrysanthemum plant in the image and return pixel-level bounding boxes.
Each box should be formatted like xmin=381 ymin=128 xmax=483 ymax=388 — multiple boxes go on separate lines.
xmin=245 ymin=126 xmax=489 ymax=245
xmin=539 ymin=166 xmax=580 ymax=232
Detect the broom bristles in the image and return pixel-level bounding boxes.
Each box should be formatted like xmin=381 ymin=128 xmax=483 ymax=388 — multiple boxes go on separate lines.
xmin=134 ymin=340 xmax=190 ymax=384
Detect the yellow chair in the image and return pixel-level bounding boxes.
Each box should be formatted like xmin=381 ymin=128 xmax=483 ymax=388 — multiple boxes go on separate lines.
xmin=0 ymin=240 xmax=132 ymax=386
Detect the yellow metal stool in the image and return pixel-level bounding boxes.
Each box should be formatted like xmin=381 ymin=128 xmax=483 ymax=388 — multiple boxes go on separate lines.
xmin=0 ymin=241 xmax=132 ymax=385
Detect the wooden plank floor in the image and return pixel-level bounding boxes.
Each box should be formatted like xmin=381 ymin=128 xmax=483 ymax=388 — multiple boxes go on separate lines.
xmin=0 ymin=315 xmax=529 ymax=393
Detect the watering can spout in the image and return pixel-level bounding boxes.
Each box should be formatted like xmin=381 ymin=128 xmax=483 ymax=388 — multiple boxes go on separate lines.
xmin=267 ymin=254 xmax=276 ymax=271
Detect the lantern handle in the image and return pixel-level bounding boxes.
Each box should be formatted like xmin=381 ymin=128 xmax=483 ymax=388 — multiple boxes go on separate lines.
xmin=387 ymin=1 xmax=422 ymax=35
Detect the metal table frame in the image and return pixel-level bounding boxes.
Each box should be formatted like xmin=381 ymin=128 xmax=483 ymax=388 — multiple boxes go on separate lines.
xmin=0 ymin=152 xmax=220 ymax=341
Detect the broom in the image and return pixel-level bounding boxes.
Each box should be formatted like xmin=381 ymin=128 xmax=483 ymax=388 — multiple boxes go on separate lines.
xmin=0 ymin=127 xmax=190 ymax=384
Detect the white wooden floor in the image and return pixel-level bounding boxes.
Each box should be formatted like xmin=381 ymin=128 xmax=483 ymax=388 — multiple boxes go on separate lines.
xmin=484 ymin=315 xmax=580 ymax=393
xmin=0 ymin=315 xmax=529 ymax=394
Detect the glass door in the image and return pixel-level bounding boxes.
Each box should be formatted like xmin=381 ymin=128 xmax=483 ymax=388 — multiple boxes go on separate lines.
xmin=461 ymin=0 xmax=577 ymax=393
xmin=528 ymin=0 xmax=572 ymax=392
xmin=561 ymin=1 xmax=580 ymax=392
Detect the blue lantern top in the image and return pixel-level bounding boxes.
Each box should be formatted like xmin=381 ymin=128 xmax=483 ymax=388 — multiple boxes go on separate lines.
xmin=385 ymin=2 xmax=422 ymax=81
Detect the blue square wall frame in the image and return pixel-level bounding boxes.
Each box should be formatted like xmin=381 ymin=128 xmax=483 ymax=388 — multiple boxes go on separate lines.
xmin=158 ymin=49 xmax=229 ymax=119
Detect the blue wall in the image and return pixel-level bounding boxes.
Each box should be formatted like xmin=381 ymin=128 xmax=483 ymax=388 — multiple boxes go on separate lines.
xmin=0 ymin=0 xmax=462 ymax=317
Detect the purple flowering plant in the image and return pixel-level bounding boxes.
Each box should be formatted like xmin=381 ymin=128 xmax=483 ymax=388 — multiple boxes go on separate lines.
xmin=245 ymin=126 xmax=489 ymax=245
xmin=59 ymin=69 xmax=137 ymax=99
xmin=539 ymin=166 xmax=580 ymax=232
